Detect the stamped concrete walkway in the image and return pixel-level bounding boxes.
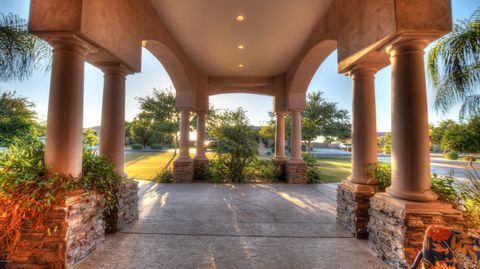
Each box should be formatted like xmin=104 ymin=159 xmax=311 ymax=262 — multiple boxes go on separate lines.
xmin=74 ymin=182 xmax=387 ymax=269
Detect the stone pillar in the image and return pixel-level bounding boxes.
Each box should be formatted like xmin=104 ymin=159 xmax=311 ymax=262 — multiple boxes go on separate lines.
xmin=193 ymin=111 xmax=209 ymax=180
xmin=173 ymin=109 xmax=194 ymax=182
xmin=99 ymin=64 xmax=127 ymax=175
xmin=368 ymin=37 xmax=465 ymax=268
xmin=386 ymin=38 xmax=437 ymax=202
xmin=286 ymin=110 xmax=306 ymax=184
xmin=337 ymin=65 xmax=378 ymax=238
xmin=44 ymin=39 xmax=88 ymax=178
xmin=273 ymin=112 xmax=287 ymax=180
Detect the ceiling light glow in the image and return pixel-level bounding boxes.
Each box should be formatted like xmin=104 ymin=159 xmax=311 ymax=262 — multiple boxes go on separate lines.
xmin=236 ymin=15 xmax=245 ymax=22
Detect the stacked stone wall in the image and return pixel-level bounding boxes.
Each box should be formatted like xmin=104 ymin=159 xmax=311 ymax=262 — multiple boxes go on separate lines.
xmin=106 ymin=179 xmax=139 ymax=233
xmin=286 ymin=161 xmax=307 ymax=184
xmin=173 ymin=159 xmax=194 ymax=183
xmin=368 ymin=194 xmax=464 ymax=269
xmin=8 ymin=192 xmax=105 ymax=268
xmin=337 ymin=182 xmax=375 ymax=238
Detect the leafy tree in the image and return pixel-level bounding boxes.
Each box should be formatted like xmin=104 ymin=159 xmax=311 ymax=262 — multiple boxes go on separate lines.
xmin=208 ymin=108 xmax=258 ymax=183
xmin=427 ymin=8 xmax=480 ymax=120
xmin=258 ymin=124 xmax=275 ymax=147
xmin=441 ymin=121 xmax=480 ymax=155
xmin=130 ymin=112 xmax=155 ymax=147
xmin=0 ymin=13 xmax=51 ymax=82
xmin=383 ymin=133 xmax=392 ymax=154
xmin=429 ymin=120 xmax=457 ymax=147
xmin=137 ymin=88 xmax=181 ymax=167
xmin=0 ymin=91 xmax=37 ymax=146
xmin=83 ymin=128 xmax=98 ymax=147
xmin=302 ymin=91 xmax=351 ymax=152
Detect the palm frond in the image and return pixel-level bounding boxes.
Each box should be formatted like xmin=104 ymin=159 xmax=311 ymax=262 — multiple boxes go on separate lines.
xmin=0 ymin=13 xmax=51 ymax=82
xmin=459 ymin=94 xmax=480 ymax=121
xmin=427 ymin=7 xmax=480 ymax=118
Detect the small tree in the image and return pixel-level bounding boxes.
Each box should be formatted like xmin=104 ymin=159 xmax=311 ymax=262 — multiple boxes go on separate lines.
xmin=0 ymin=91 xmax=37 ymax=146
xmin=83 ymin=128 xmax=98 ymax=147
xmin=441 ymin=117 xmax=480 ymax=164
xmin=429 ymin=120 xmax=457 ymax=148
xmin=383 ymin=133 xmax=392 ymax=154
xmin=208 ymin=108 xmax=257 ymax=183
xmin=258 ymin=124 xmax=275 ymax=147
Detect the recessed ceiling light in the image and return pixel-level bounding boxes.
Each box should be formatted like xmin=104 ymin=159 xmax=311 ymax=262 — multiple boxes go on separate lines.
xmin=237 ymin=44 xmax=245 ymax=49
xmin=238 ymin=64 xmax=244 ymax=68
xmin=236 ymin=15 xmax=245 ymax=22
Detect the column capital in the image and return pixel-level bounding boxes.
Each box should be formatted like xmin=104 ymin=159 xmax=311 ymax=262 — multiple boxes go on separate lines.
xmin=97 ymin=62 xmax=130 ymax=77
xmin=44 ymin=34 xmax=95 ymax=56
xmin=348 ymin=64 xmax=379 ymax=78
xmin=275 ymin=111 xmax=287 ymax=116
xmin=386 ymin=35 xmax=429 ymax=57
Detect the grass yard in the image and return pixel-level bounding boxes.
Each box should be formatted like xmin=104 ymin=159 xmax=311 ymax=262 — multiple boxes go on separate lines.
xmin=125 ymin=150 xmax=352 ymax=183
xmin=315 ymin=156 xmax=352 ymax=183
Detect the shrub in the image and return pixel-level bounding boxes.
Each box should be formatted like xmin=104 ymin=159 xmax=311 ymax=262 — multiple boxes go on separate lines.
xmin=208 ymin=109 xmax=257 ymax=183
xmin=0 ymin=136 xmax=78 ymax=257
xmin=463 ymin=156 xmax=477 ymax=162
xmin=131 ymin=144 xmax=143 ymax=150
xmin=155 ymin=168 xmax=173 ymax=183
xmin=81 ymin=149 xmax=122 ymax=219
xmin=151 ymin=143 xmax=163 ymax=150
xmin=250 ymin=158 xmax=279 ymax=181
xmin=461 ymin=169 xmax=480 ymax=228
xmin=430 ymin=173 xmax=459 ymax=203
xmin=302 ymin=153 xmax=322 ymax=184
xmin=0 ymin=135 xmax=123 ymax=257
xmin=366 ymin=162 xmax=392 ymax=190
xmin=444 ymin=152 xmax=459 ymax=160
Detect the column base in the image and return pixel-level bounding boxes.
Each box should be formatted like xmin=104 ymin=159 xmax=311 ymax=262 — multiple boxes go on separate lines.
xmin=193 ymin=158 xmax=209 ymax=180
xmin=8 ymin=191 xmax=105 ymax=268
xmin=105 ymin=179 xmax=139 ymax=233
xmin=337 ymin=180 xmax=376 ymax=238
xmin=173 ymin=158 xmax=194 ymax=183
xmin=368 ymin=192 xmax=465 ymax=268
xmin=286 ymin=160 xmax=307 ymax=184
xmin=272 ymin=158 xmax=287 ymax=181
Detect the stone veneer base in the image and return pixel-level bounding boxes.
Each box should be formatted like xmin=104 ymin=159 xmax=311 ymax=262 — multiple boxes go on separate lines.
xmin=337 ymin=180 xmax=376 ymax=238
xmin=272 ymin=159 xmax=287 ymax=181
xmin=105 ymin=179 xmax=139 ymax=233
xmin=368 ymin=192 xmax=464 ymax=269
xmin=193 ymin=158 xmax=209 ymax=180
xmin=8 ymin=191 xmax=105 ymax=269
xmin=286 ymin=160 xmax=307 ymax=184
xmin=173 ymin=158 xmax=194 ymax=183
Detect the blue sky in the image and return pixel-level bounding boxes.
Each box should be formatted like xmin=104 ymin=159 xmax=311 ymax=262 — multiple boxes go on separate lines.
xmin=0 ymin=0 xmax=478 ymax=131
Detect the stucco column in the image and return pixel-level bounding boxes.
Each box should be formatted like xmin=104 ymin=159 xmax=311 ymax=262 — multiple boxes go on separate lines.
xmin=44 ymin=39 xmax=88 ymax=178
xmin=290 ymin=110 xmax=303 ymax=161
xmin=275 ymin=112 xmax=286 ymax=160
xmin=386 ymin=38 xmax=437 ymax=202
xmin=99 ymin=64 xmax=128 ymax=175
xmin=195 ymin=111 xmax=207 ymax=159
xmin=350 ymin=66 xmax=378 ymax=184
xmin=179 ymin=109 xmax=191 ymax=159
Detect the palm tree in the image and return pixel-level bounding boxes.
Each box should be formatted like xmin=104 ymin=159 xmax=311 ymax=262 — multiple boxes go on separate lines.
xmin=427 ymin=7 xmax=480 ymax=120
xmin=0 ymin=13 xmax=51 ymax=82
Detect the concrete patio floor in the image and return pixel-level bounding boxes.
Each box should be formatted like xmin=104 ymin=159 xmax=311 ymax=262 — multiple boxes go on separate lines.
xmin=74 ymin=181 xmax=387 ymax=269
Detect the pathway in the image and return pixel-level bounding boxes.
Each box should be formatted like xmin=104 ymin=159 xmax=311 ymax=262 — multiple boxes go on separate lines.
xmin=74 ymin=182 xmax=387 ymax=269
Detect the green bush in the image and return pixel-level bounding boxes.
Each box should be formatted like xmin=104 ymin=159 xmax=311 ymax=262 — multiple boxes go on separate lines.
xmin=444 ymin=152 xmax=459 ymax=160
xmin=150 ymin=143 xmax=163 ymax=150
xmin=250 ymin=158 xmax=279 ymax=181
xmin=81 ymin=149 xmax=122 ymax=218
xmin=461 ymin=169 xmax=480 ymax=227
xmin=463 ymin=156 xmax=477 ymax=162
xmin=131 ymin=144 xmax=143 ymax=150
xmin=302 ymin=153 xmax=322 ymax=184
xmin=155 ymin=168 xmax=173 ymax=183
xmin=430 ymin=173 xmax=459 ymax=203
xmin=366 ymin=162 xmax=392 ymax=190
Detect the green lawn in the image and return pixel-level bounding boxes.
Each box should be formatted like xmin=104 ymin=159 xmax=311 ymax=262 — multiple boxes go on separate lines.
xmin=315 ymin=156 xmax=352 ymax=183
xmin=125 ymin=150 xmax=352 ymax=183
